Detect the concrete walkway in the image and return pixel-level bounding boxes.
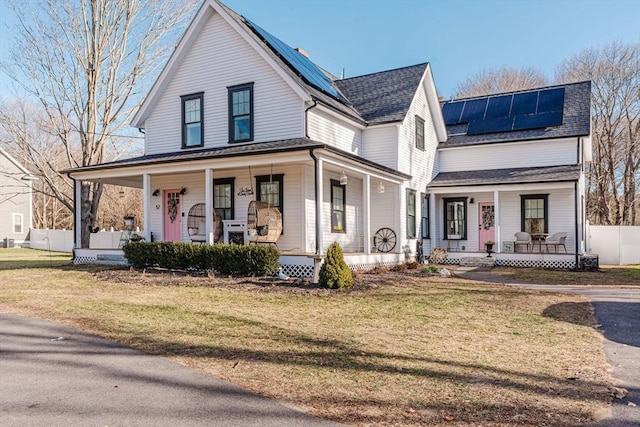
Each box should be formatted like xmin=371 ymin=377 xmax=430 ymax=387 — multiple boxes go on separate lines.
xmin=456 ymin=267 xmax=640 ymax=427
xmin=0 ymin=313 xmax=340 ymax=427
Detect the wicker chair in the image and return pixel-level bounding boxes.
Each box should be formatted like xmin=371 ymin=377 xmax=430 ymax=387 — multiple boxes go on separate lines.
xmin=543 ymin=232 xmax=567 ymax=253
xmin=246 ymin=200 xmax=282 ymax=247
xmin=186 ymin=203 xmax=222 ymax=243
xmin=514 ymin=231 xmax=532 ymax=253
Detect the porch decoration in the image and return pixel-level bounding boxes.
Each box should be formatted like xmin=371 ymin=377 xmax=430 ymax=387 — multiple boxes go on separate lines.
xmin=372 ymin=227 xmax=397 ymax=253
xmin=187 ymin=203 xmax=223 ymax=243
xmin=167 ymin=196 xmax=179 ymax=223
xmin=246 ymin=200 xmax=282 ymax=247
xmin=484 ymin=240 xmax=495 ymax=257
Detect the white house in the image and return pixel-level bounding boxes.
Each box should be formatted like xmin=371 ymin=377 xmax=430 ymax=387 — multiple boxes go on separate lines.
xmin=66 ymin=0 xmax=591 ymax=273
xmin=0 ymin=146 xmax=36 ymax=247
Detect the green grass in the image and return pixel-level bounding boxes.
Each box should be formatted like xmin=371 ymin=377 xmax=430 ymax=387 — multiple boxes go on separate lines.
xmin=0 ymin=256 xmax=612 ymax=426
xmin=493 ymin=265 xmax=640 ymax=287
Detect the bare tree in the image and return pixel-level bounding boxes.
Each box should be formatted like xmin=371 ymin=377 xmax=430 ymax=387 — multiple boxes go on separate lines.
xmin=1 ymin=0 xmax=196 ymax=247
xmin=556 ymin=41 xmax=640 ymax=225
xmin=452 ymin=66 xmax=548 ymax=99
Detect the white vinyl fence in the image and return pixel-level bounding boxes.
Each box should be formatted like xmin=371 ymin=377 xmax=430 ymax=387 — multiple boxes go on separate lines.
xmin=587 ymin=225 xmax=640 ymax=265
xmin=28 ymin=229 xmax=127 ymax=253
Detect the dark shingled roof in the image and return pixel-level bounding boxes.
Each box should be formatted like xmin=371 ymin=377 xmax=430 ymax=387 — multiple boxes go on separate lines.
xmin=442 ymin=81 xmax=591 ymax=146
xmin=335 ymin=63 xmax=428 ymax=124
xmin=428 ymin=164 xmax=581 ymax=187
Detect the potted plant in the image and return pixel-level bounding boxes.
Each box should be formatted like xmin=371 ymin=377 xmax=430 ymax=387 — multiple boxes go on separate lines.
xmin=484 ymin=240 xmax=495 ymax=257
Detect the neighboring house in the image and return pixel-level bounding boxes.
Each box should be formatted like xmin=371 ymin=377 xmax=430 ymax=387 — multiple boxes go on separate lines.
xmin=66 ymin=0 xmax=591 ymax=273
xmin=0 ymin=147 xmax=36 ymax=246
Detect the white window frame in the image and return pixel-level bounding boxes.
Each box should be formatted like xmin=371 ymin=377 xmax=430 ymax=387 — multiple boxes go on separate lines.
xmin=13 ymin=213 xmax=23 ymax=234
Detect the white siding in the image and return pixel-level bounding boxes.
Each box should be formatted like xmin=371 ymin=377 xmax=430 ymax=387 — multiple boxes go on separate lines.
xmin=362 ymin=126 xmax=398 ymax=170
xmin=307 ymin=108 xmax=362 ymax=154
xmin=303 ymin=164 xmax=316 ymax=253
xmin=0 ymin=154 xmax=32 ymax=243
xmin=145 ymin=12 xmax=304 ymax=155
xmin=439 ymin=138 xmax=578 ymax=172
xmin=321 ymin=172 xmax=363 ymax=253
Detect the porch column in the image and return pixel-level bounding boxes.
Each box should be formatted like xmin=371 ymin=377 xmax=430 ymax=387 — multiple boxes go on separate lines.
xmin=494 ymin=190 xmax=500 ymax=253
xmin=363 ymin=175 xmax=371 ymax=254
xmin=143 ymin=174 xmax=151 ymax=241
xmin=205 ymin=168 xmax=214 ymax=244
xmin=316 ymin=158 xmax=324 ymax=254
xmin=430 ymin=193 xmax=436 ymax=249
xmin=74 ymin=178 xmax=82 ymax=249
xmin=396 ymin=184 xmax=402 ymax=254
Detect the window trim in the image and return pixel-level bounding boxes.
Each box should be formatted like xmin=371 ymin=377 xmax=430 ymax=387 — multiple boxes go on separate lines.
xmin=520 ymin=194 xmax=549 ymax=234
xmin=421 ymin=193 xmax=430 ymax=239
xmin=13 ymin=213 xmax=23 ymax=234
xmin=443 ymin=197 xmax=467 ymax=240
xmin=406 ymin=189 xmax=417 ymax=238
xmin=255 ymin=174 xmax=284 ymax=213
xmin=415 ymin=115 xmax=425 ymax=151
xmin=181 ymin=92 xmax=204 ymax=148
xmin=213 ymin=177 xmax=235 ymax=220
xmin=228 ymin=82 xmax=254 ymax=143
xmin=330 ymin=179 xmax=346 ymax=233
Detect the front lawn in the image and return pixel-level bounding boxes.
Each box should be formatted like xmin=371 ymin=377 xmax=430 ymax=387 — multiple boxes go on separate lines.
xmin=493 ymin=265 xmax=640 ymax=287
xmin=0 ymin=250 xmax=611 ymax=426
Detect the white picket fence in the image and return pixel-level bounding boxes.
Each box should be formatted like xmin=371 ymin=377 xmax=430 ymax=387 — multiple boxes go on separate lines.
xmin=586 ymin=225 xmax=640 ymax=265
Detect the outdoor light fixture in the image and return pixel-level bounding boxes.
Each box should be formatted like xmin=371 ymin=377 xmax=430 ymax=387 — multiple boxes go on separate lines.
xmin=469 ymin=197 xmax=475 ymax=204
xmin=339 ymin=171 xmax=348 ymax=185
xmin=377 ymin=181 xmax=385 ymax=194
xmin=179 ymin=187 xmax=187 ymax=195
xmin=152 ymin=189 xmax=160 ymax=197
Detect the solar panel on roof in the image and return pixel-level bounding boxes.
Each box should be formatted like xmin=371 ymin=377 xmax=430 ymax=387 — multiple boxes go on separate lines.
xmin=467 ymin=116 xmax=514 ymax=135
xmin=484 ymin=95 xmax=512 ymax=119
xmin=460 ymin=98 xmax=488 ymax=122
xmin=511 ymin=92 xmax=538 ymax=116
xmin=513 ymin=111 xmax=563 ymax=131
xmin=537 ymin=88 xmax=565 ymax=113
xmin=245 ymin=19 xmax=339 ymax=98
xmin=442 ymin=102 xmax=464 ymax=124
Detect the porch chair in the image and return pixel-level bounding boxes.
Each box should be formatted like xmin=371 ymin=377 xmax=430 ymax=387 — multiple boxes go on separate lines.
xmin=514 ymin=232 xmax=532 ymax=253
xmin=543 ymin=232 xmax=567 ymax=253
xmin=246 ymin=200 xmax=282 ymax=248
xmin=186 ymin=203 xmax=223 ymax=243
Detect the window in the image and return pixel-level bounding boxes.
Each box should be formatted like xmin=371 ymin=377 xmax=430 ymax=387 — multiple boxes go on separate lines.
xmin=13 ymin=213 xmax=23 ymax=234
xmin=228 ymin=83 xmax=254 ymax=143
xmin=521 ymin=194 xmax=548 ymax=234
xmin=406 ymin=190 xmax=416 ymax=238
xmin=421 ymin=194 xmax=430 ymax=239
xmin=256 ymin=174 xmax=283 ymax=215
xmin=214 ymin=178 xmax=235 ymax=220
xmin=415 ymin=115 xmax=425 ymax=150
xmin=331 ymin=179 xmax=346 ymax=233
xmin=444 ymin=198 xmax=466 ymax=239
xmin=181 ymin=93 xmax=203 ymax=148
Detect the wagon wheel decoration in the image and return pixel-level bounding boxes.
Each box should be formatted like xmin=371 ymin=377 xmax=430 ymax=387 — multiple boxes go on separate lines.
xmin=373 ymin=228 xmax=397 ymax=253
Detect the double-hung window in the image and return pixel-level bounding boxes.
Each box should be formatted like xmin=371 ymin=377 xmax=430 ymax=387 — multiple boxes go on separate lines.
xmin=415 ymin=115 xmax=425 ymax=150
xmin=521 ymin=194 xmax=548 ymax=234
xmin=406 ymin=190 xmax=416 ymax=238
xmin=213 ymin=178 xmax=235 ymax=220
xmin=331 ymin=179 xmax=346 ymax=233
xmin=181 ymin=93 xmax=203 ymax=148
xmin=421 ymin=194 xmax=430 ymax=239
xmin=228 ymin=83 xmax=253 ymax=143
xmin=256 ymin=174 xmax=283 ymax=215
xmin=13 ymin=213 xmax=23 ymax=234
xmin=444 ymin=198 xmax=466 ymax=239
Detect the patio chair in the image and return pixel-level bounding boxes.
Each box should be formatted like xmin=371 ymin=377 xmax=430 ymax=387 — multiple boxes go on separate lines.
xmin=246 ymin=200 xmax=282 ymax=248
xmin=514 ymin=232 xmax=532 ymax=253
xmin=543 ymin=232 xmax=567 ymax=253
xmin=186 ymin=203 xmax=222 ymax=243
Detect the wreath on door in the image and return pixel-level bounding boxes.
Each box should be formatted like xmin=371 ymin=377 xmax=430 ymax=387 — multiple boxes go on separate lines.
xmin=168 ymin=198 xmax=179 ymax=223
xmin=482 ymin=207 xmax=494 ymax=230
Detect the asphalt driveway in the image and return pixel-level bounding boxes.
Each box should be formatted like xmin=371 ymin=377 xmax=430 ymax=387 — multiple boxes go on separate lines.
xmin=0 ymin=313 xmax=340 ymax=427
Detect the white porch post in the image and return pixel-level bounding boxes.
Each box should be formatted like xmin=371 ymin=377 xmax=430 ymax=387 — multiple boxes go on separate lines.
xmin=494 ymin=190 xmax=500 ymax=253
xmin=74 ymin=178 xmax=82 ymax=249
xmin=363 ymin=175 xmax=371 ymax=254
xmin=430 ymin=193 xmax=436 ymax=249
xmin=316 ymin=158 xmax=324 ymax=253
xmin=143 ymin=174 xmax=151 ymax=241
xmin=205 ymin=168 xmax=214 ymax=244
xmin=396 ymin=184 xmax=402 ymax=254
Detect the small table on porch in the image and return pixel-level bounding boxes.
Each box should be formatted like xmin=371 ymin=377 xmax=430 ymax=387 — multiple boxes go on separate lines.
xmin=530 ymin=233 xmax=549 ymax=253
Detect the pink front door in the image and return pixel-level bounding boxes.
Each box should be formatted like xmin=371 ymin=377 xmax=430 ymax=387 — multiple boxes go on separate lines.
xmin=478 ymin=202 xmax=495 ymax=250
xmin=164 ymin=190 xmax=182 ymax=242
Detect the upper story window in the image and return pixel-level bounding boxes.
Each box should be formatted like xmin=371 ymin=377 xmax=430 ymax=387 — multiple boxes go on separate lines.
xmin=415 ymin=115 xmax=425 ymax=151
xmin=228 ymin=83 xmax=254 ymax=143
xmin=181 ymin=93 xmax=203 ymax=148
xmin=521 ymin=194 xmax=548 ymax=234
xmin=406 ymin=190 xmax=416 ymax=238
xmin=214 ymin=178 xmax=235 ymax=220
xmin=331 ymin=179 xmax=346 ymax=233
xmin=444 ymin=197 xmax=466 ymax=240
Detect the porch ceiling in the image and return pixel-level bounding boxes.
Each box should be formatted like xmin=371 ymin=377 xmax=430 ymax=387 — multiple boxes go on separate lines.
xmin=428 ymin=164 xmax=580 ymax=188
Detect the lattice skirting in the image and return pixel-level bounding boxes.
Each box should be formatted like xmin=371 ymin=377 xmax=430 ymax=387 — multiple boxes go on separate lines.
xmin=494 ymin=258 xmax=576 ymax=269
xmin=281 ymin=261 xmax=403 ymax=278
xmin=73 ymin=255 xmax=97 ymax=265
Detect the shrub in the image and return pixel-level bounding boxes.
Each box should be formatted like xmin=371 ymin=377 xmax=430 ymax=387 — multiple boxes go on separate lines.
xmin=319 ymin=242 xmax=353 ymax=289
xmin=122 ymin=242 xmax=279 ymax=276
xmin=422 ymin=265 xmax=440 ymax=274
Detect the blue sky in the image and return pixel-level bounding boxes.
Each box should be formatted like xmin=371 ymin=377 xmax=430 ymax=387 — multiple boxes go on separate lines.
xmin=1 ymin=0 xmax=639 ymax=99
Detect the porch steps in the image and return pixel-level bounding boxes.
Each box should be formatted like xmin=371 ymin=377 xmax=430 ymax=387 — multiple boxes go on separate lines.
xmin=95 ymin=254 xmax=128 ymax=266
xmin=459 ymin=256 xmax=496 ymax=268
